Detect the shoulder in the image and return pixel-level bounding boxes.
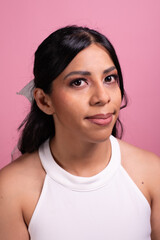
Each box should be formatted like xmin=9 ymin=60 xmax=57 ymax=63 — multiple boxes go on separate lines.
xmin=0 ymin=151 xmax=45 ymax=194
xmin=117 ymin=137 xmax=158 ymax=159
xmin=117 ymin=138 xmax=160 ymax=238
xmin=118 ymin=138 xmax=160 ymax=179
xmin=0 ymin=151 xmax=46 ymax=206
xmin=118 ymin=138 xmax=160 ymax=204
xmin=0 ymin=152 xmax=45 ymax=226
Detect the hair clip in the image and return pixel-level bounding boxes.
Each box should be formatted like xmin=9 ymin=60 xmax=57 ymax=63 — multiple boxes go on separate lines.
xmin=17 ymin=79 xmax=35 ymax=103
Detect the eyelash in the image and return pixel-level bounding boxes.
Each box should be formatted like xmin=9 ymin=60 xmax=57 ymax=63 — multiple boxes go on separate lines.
xmin=70 ymin=74 xmax=119 ymax=88
xmin=70 ymin=78 xmax=87 ymax=87
xmin=104 ymin=74 xmax=119 ymax=83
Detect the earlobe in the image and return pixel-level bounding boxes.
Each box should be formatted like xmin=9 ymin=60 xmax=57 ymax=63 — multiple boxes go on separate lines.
xmin=34 ymin=88 xmax=55 ymax=115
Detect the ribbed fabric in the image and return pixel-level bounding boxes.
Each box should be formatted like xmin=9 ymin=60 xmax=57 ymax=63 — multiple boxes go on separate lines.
xmin=28 ymin=136 xmax=151 ymax=240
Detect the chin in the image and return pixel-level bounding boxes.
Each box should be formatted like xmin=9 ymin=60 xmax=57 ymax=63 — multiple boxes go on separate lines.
xmin=84 ymin=130 xmax=113 ymax=143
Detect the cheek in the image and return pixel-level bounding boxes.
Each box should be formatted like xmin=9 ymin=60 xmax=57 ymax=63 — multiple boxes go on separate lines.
xmin=113 ymin=87 xmax=122 ymax=109
xmin=52 ymin=90 xmax=82 ymax=118
xmin=53 ymin=92 xmax=70 ymax=113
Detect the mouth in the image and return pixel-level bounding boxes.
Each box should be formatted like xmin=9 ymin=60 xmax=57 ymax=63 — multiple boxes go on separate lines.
xmin=85 ymin=113 xmax=113 ymax=126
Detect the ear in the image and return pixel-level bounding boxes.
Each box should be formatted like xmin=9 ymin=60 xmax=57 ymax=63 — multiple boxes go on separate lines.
xmin=34 ymin=88 xmax=55 ymax=115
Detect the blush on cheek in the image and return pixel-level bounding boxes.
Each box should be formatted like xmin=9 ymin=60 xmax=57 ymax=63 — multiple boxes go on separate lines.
xmin=115 ymin=89 xmax=122 ymax=109
xmin=55 ymin=91 xmax=79 ymax=110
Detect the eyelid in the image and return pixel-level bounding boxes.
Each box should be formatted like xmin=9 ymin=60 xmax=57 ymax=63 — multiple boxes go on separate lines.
xmin=70 ymin=77 xmax=87 ymax=83
xmin=110 ymin=73 xmax=119 ymax=79
xmin=105 ymin=73 xmax=118 ymax=79
xmin=103 ymin=74 xmax=119 ymax=84
xmin=69 ymin=77 xmax=88 ymax=87
xmin=68 ymin=71 xmax=119 ymax=86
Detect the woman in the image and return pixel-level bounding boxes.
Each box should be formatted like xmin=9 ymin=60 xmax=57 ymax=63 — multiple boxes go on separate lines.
xmin=0 ymin=26 xmax=160 ymax=240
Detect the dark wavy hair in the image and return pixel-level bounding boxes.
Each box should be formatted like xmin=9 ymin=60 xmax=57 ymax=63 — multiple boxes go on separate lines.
xmin=18 ymin=25 xmax=127 ymax=154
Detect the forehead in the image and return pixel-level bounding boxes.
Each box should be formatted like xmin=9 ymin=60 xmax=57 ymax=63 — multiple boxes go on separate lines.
xmin=63 ymin=43 xmax=115 ymax=73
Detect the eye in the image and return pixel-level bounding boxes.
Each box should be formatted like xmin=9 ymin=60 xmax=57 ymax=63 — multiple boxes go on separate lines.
xmin=70 ymin=78 xmax=87 ymax=87
xmin=104 ymin=74 xmax=118 ymax=84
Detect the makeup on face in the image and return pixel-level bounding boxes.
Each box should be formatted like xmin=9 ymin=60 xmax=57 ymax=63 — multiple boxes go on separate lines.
xmin=49 ymin=44 xmax=121 ymax=143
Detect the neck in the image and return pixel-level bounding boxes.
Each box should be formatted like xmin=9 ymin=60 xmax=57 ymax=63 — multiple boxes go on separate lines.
xmin=50 ymin=134 xmax=111 ymax=177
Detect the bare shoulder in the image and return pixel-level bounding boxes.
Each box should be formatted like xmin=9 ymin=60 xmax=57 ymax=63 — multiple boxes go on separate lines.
xmin=0 ymin=152 xmax=45 ymax=239
xmin=118 ymin=139 xmax=160 ymax=180
xmin=0 ymin=151 xmax=45 ymax=195
xmin=118 ymin=139 xmax=160 ymax=239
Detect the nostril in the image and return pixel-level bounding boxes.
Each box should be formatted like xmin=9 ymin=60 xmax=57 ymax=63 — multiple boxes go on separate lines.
xmin=89 ymin=84 xmax=111 ymax=106
xmin=89 ymin=92 xmax=111 ymax=106
xmin=95 ymin=101 xmax=101 ymax=105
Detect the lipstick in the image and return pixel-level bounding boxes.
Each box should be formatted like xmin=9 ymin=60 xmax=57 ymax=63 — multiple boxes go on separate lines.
xmin=86 ymin=113 xmax=113 ymax=126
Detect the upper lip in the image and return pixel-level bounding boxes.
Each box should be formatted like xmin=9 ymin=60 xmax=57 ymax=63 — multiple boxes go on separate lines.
xmin=86 ymin=113 xmax=113 ymax=119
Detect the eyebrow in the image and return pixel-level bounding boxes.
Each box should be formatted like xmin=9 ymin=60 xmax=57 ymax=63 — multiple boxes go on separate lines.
xmin=63 ymin=66 xmax=116 ymax=80
xmin=103 ymin=66 xmax=116 ymax=74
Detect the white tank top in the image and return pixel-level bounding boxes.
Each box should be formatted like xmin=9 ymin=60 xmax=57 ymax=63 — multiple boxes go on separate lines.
xmin=28 ymin=136 xmax=151 ymax=240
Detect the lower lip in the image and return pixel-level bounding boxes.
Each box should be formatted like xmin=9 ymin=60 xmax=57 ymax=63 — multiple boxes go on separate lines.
xmin=86 ymin=115 xmax=113 ymax=126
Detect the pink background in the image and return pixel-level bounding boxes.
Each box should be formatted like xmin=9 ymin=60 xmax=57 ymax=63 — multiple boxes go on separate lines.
xmin=0 ymin=0 xmax=160 ymax=169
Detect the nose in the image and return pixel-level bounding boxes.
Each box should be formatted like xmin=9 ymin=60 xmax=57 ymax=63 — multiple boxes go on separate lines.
xmin=89 ymin=83 xmax=111 ymax=106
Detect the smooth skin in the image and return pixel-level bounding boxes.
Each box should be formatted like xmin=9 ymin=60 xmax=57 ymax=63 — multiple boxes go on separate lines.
xmin=0 ymin=44 xmax=160 ymax=240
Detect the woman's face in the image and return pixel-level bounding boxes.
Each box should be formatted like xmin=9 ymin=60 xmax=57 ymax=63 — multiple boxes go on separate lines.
xmin=49 ymin=44 xmax=122 ymax=143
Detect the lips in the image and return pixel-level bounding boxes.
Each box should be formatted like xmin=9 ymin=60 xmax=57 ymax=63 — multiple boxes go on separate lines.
xmin=85 ymin=113 xmax=113 ymax=126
